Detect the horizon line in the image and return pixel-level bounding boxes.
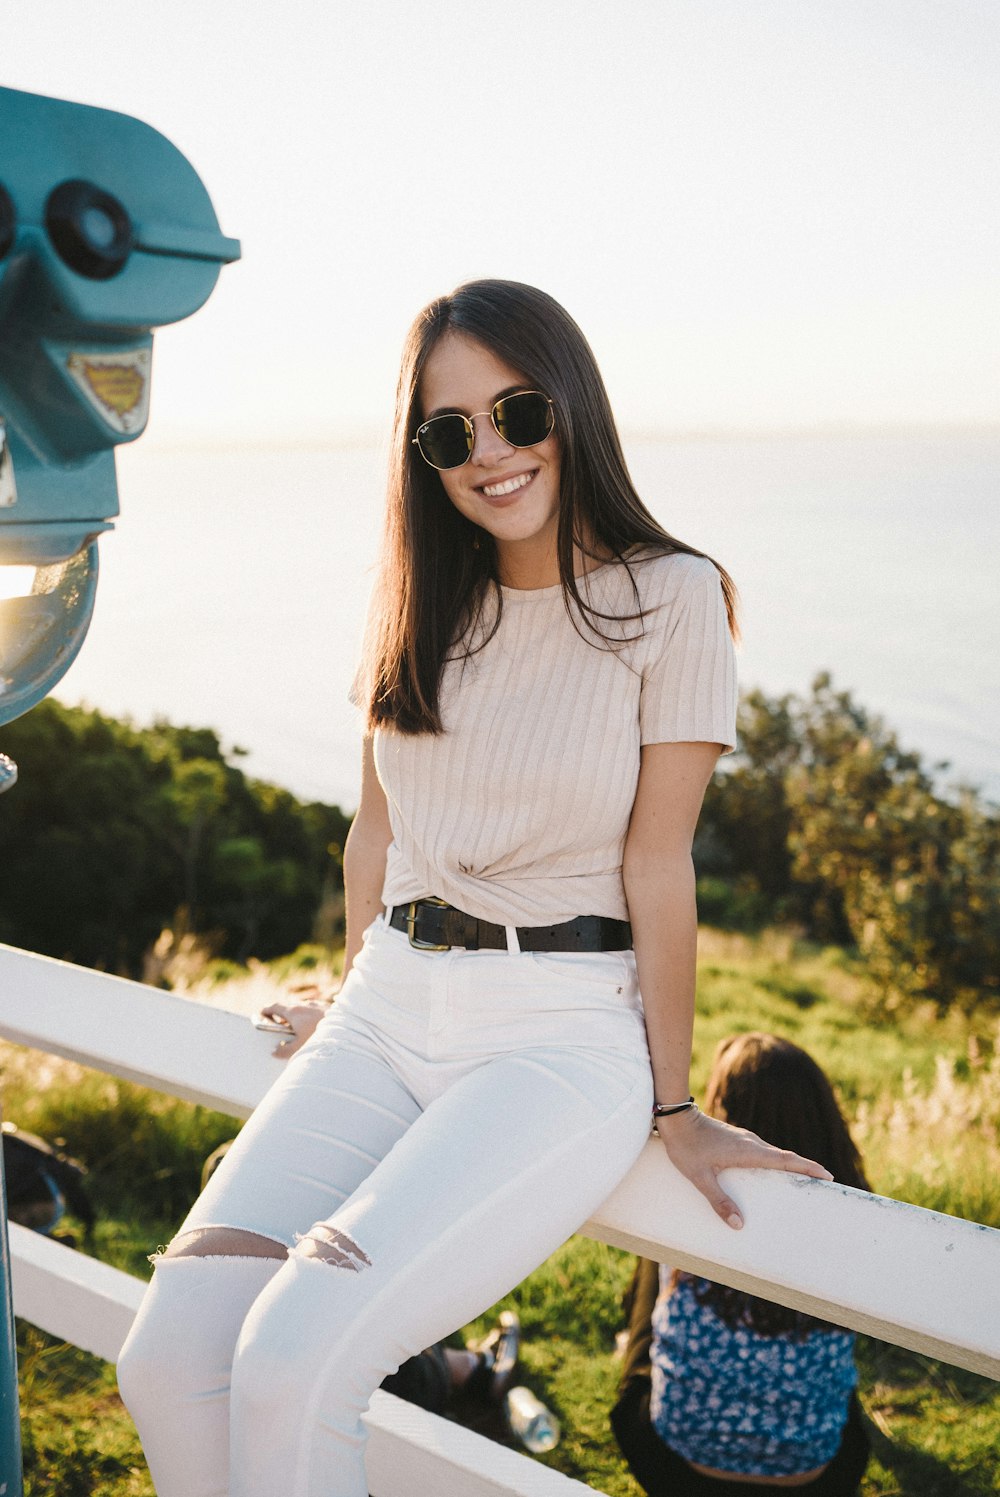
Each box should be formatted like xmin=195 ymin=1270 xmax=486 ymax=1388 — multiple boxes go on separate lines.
xmin=138 ymin=418 xmax=1000 ymax=456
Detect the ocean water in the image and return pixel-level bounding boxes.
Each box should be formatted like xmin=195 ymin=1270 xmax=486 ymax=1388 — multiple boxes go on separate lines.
xmin=47 ymin=430 xmax=999 ymax=811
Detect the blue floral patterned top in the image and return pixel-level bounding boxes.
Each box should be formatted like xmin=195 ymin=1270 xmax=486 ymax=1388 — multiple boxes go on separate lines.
xmin=649 ymin=1271 xmax=858 ymax=1477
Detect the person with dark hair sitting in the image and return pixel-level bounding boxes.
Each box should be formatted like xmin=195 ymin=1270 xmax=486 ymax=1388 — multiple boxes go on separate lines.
xmin=611 ymin=1033 xmax=872 ymax=1495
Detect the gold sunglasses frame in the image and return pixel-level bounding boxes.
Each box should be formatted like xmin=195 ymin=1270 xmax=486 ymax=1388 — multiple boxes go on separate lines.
xmin=411 ymin=391 xmax=555 ymax=471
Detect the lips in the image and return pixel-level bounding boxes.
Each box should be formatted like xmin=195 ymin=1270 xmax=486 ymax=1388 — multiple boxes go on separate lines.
xmin=478 ymin=470 xmax=537 ymax=499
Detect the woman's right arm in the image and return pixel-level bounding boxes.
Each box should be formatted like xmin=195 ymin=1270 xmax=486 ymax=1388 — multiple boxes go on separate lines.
xmin=339 ymin=735 xmax=393 ymax=986
xmin=259 ymin=737 xmax=391 ymax=1054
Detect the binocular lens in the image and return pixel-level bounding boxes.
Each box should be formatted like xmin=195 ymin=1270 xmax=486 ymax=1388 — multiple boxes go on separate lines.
xmin=81 ymin=206 xmax=119 ymax=250
xmin=45 ymin=180 xmax=133 ymax=280
xmin=0 ymin=185 xmax=14 ymax=260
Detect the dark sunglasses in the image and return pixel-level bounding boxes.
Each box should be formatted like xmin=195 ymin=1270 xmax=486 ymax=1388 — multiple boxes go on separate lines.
xmin=412 ymin=390 xmax=555 ymax=471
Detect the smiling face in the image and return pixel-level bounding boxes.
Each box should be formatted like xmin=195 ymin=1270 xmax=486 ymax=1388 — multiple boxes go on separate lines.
xmin=417 ymin=331 xmax=562 ymax=588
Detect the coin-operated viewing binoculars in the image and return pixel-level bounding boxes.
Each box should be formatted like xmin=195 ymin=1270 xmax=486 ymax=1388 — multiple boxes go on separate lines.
xmin=0 ymin=85 xmax=240 ymax=789
xmin=0 ymin=86 xmax=238 ymax=1493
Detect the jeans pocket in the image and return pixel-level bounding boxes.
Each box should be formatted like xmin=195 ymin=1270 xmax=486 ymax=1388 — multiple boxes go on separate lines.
xmin=529 ymin=949 xmax=633 ymax=994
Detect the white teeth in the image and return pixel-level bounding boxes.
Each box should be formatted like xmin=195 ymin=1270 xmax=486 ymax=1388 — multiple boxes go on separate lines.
xmin=482 ymin=472 xmax=534 ymax=498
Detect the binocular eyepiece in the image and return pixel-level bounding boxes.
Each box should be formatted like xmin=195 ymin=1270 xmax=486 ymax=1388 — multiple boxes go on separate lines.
xmin=44 ymin=179 xmax=134 ymax=282
xmin=0 ymin=175 xmax=135 ymax=296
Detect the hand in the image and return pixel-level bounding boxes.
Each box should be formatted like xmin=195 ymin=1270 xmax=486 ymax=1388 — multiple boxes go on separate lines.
xmin=654 ymin=1108 xmax=833 ymax=1231
xmin=259 ymin=983 xmax=336 ymax=1060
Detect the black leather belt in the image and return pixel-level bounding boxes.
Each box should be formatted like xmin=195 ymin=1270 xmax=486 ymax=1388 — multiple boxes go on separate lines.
xmin=389 ymin=898 xmax=632 ymax=953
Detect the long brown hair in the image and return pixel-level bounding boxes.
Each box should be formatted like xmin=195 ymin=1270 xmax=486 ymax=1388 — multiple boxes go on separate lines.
xmin=674 ymin=1033 xmax=870 ymax=1337
xmin=360 ymin=279 xmax=739 ymax=735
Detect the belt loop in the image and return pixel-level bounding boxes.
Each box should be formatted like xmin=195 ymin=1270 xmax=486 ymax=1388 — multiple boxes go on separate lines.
xmin=505 ymin=924 xmax=521 ymax=954
xmin=384 ymin=905 xmax=394 ymax=927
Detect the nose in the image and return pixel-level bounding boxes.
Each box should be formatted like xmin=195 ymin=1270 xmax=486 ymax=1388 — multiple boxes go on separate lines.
xmin=468 ymin=410 xmax=513 ymax=467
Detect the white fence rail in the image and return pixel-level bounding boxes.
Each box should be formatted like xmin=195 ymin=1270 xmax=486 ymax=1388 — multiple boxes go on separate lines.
xmin=2 ymin=942 xmax=999 ymax=1496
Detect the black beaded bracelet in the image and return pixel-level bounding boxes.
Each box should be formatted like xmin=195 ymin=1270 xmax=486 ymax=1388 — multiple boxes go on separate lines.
xmin=651 ymin=1095 xmax=697 ymax=1119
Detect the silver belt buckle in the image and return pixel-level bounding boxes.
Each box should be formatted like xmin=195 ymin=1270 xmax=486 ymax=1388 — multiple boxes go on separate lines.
xmin=406 ymin=896 xmax=452 ymax=951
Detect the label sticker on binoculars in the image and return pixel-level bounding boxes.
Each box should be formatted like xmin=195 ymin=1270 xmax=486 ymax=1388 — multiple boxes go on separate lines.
xmin=66 ymin=349 xmax=151 ymax=434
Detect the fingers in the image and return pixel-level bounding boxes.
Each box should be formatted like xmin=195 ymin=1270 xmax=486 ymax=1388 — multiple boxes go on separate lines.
xmin=260 ymin=1002 xmax=289 ymax=1021
xmin=724 ymin=1129 xmax=833 ymax=1182
xmin=266 ymin=996 xmax=330 ymax=1017
xmin=257 ymin=1001 xmax=300 ymax=1060
xmin=268 ymin=999 xmax=327 ymax=1061
xmin=658 ymin=1114 xmax=836 ymax=1236
xmin=778 ymin=1150 xmax=834 ymax=1181
xmin=705 ymin=1150 xmax=833 ymax=1228
xmin=697 ymin=1175 xmax=744 ymax=1231
xmin=750 ymin=1141 xmax=833 ymax=1180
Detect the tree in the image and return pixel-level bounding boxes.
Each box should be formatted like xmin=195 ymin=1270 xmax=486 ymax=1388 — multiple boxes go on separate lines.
xmin=697 ymin=673 xmax=1000 ymax=1011
xmin=0 ymin=700 xmax=351 ymax=973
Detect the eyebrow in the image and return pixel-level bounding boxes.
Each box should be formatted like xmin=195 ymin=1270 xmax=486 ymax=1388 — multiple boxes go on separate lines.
xmin=424 ymin=384 xmax=529 ymax=420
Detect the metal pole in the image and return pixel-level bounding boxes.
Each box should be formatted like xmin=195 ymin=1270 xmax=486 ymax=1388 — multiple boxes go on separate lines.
xmin=0 ymin=768 xmax=24 ymax=1495
xmin=0 ymin=1127 xmax=23 ymax=1497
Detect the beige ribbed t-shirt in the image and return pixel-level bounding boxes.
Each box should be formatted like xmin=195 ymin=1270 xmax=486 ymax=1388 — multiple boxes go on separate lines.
xmin=367 ymin=549 xmax=737 ymax=926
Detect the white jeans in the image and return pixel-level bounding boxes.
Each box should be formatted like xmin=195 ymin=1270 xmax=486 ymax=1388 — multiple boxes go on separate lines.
xmin=117 ymin=913 xmax=653 ymax=1497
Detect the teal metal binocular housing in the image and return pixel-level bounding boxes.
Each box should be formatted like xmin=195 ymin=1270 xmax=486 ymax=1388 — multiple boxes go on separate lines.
xmin=0 ymin=86 xmax=240 ymax=725
xmin=0 ymin=89 xmax=239 ymax=1492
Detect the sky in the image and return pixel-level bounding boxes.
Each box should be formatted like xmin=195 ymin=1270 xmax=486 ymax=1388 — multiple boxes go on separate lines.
xmin=3 ymin=3 xmax=999 ymax=810
xmin=4 ymin=0 xmax=999 ymax=443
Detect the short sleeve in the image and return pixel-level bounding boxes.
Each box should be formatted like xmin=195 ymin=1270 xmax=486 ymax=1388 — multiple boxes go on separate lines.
xmin=638 ymin=555 xmax=738 ymax=753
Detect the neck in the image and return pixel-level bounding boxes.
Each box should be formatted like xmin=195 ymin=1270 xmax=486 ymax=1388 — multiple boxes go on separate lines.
xmin=497 ymin=534 xmax=612 ymax=592
xmin=497 ymin=540 xmax=559 ymax=591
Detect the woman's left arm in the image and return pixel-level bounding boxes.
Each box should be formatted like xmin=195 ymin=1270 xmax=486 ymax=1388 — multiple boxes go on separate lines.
xmin=623 ymin=740 xmax=832 ymax=1230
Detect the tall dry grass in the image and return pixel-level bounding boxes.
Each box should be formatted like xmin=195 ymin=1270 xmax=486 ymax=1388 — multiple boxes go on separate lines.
xmin=853 ymin=1027 xmax=1000 ymax=1227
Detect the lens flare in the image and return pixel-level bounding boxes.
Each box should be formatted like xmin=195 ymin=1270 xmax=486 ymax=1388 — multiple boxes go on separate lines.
xmin=0 ymin=566 xmax=36 ymax=602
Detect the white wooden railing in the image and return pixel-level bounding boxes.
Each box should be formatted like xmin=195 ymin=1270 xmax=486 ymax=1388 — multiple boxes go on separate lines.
xmin=2 ymin=942 xmax=999 ymax=1496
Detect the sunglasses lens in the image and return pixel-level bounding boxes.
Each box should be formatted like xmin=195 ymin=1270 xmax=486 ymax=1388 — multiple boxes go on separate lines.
xmin=416 ymin=415 xmax=473 ymax=470
xmin=493 ymin=392 xmax=553 ymax=448
xmin=414 ymin=393 xmax=553 ymax=468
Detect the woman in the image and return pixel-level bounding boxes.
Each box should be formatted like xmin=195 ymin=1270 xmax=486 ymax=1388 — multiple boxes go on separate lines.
xmin=116 ymin=279 xmax=832 ymax=1497
xmin=612 ymin=1033 xmax=872 ymax=1495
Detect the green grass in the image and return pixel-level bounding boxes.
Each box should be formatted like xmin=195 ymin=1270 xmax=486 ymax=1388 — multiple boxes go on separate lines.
xmin=18 ymin=1328 xmax=147 ymax=1497
xmin=9 ymin=929 xmax=1000 ymax=1494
